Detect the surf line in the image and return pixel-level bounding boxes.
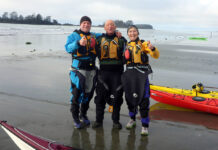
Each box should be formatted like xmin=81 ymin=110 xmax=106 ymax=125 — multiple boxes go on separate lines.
xmin=176 ymin=49 xmax=218 ymax=55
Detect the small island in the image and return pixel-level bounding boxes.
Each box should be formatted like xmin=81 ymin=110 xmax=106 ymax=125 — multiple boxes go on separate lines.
xmin=97 ymin=20 xmax=153 ymax=29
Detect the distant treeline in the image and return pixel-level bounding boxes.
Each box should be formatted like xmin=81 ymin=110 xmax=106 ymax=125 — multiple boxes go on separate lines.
xmin=98 ymin=20 xmax=153 ymax=29
xmin=0 ymin=11 xmax=60 ymax=25
xmin=0 ymin=12 xmax=153 ymax=28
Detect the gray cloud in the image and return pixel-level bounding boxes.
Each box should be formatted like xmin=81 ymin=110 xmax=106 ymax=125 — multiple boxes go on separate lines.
xmin=1 ymin=0 xmax=218 ymax=29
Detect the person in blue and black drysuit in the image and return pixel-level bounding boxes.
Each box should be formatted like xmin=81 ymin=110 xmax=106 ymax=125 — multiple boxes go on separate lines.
xmin=65 ymin=16 xmax=102 ymax=129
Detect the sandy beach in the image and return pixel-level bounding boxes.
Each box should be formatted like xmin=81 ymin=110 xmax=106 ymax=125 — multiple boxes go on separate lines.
xmin=1 ymin=24 xmax=218 ymax=150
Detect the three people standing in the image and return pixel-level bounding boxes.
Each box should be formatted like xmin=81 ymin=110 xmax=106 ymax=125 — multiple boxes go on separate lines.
xmin=65 ymin=17 xmax=159 ymax=135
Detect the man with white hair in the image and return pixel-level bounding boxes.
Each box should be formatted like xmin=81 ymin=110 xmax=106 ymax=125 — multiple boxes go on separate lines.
xmin=92 ymin=20 xmax=127 ymax=129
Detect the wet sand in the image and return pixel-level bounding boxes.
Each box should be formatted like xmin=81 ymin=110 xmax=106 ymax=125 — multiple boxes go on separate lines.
xmin=0 ymin=44 xmax=218 ymax=150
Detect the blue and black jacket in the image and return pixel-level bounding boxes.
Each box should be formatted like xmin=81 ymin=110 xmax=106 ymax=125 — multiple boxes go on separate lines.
xmin=65 ymin=29 xmax=102 ymax=70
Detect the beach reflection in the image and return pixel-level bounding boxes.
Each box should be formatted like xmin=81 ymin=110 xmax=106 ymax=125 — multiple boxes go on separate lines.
xmin=110 ymin=128 xmax=121 ymax=150
xmin=125 ymin=129 xmax=136 ymax=150
xmin=94 ymin=128 xmax=105 ymax=150
xmin=71 ymin=127 xmax=149 ymax=150
xmin=150 ymin=103 xmax=218 ymax=130
xmin=70 ymin=103 xmax=218 ymax=150
xmin=71 ymin=127 xmax=105 ymax=150
xmin=138 ymin=136 xmax=148 ymax=150
xmin=71 ymin=128 xmax=93 ymax=150
xmin=125 ymin=129 xmax=148 ymax=150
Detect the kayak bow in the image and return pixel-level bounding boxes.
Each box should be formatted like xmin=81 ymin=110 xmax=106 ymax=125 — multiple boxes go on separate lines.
xmin=0 ymin=120 xmax=76 ymax=150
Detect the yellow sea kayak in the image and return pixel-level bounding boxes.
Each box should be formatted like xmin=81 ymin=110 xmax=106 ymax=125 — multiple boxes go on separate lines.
xmin=150 ymin=83 xmax=218 ymax=99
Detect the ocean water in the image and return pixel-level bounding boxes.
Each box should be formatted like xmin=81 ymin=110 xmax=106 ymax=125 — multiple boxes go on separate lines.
xmin=1 ymin=23 xmax=218 ymax=56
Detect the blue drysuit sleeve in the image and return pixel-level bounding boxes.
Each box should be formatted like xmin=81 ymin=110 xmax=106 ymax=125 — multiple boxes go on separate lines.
xmin=65 ymin=32 xmax=81 ymax=53
xmin=91 ymin=32 xmax=102 ymax=38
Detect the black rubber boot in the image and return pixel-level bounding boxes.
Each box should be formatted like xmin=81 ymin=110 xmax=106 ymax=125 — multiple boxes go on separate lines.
xmin=113 ymin=122 xmax=122 ymax=129
xmin=92 ymin=121 xmax=103 ymax=128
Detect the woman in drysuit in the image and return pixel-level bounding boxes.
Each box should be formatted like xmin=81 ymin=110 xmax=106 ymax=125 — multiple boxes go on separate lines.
xmin=122 ymin=25 xmax=159 ymax=135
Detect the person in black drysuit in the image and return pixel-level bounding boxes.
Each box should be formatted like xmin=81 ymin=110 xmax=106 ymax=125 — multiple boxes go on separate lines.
xmin=122 ymin=25 xmax=159 ymax=135
xmin=92 ymin=20 xmax=127 ymax=129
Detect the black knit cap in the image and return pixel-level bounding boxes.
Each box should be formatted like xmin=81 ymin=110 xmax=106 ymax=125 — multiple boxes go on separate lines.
xmin=80 ymin=16 xmax=92 ymax=25
xmin=127 ymin=25 xmax=139 ymax=34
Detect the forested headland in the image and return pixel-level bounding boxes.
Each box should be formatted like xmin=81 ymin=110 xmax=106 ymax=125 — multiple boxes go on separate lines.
xmin=0 ymin=11 xmax=153 ymax=29
xmin=0 ymin=12 xmax=59 ymax=25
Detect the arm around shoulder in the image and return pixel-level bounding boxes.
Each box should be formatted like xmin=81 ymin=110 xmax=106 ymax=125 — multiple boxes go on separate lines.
xmin=119 ymin=36 xmax=127 ymax=50
xmin=91 ymin=32 xmax=102 ymax=38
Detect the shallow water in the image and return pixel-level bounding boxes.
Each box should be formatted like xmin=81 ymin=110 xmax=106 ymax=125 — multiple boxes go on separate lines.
xmin=1 ymin=23 xmax=218 ymax=56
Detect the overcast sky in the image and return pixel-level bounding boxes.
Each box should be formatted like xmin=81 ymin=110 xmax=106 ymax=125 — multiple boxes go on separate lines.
xmin=1 ymin=0 xmax=218 ymax=30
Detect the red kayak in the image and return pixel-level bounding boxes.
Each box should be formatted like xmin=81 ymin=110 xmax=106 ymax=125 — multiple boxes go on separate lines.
xmin=0 ymin=120 xmax=77 ymax=150
xmin=150 ymin=90 xmax=218 ymax=115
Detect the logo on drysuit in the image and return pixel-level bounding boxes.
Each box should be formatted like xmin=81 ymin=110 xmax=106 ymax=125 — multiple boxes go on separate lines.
xmin=133 ymin=93 xmax=138 ymax=98
xmin=124 ymin=40 xmax=149 ymax=64
xmin=108 ymin=94 xmax=115 ymax=113
xmin=110 ymin=94 xmax=115 ymax=99
xmin=100 ymin=37 xmax=119 ymax=60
